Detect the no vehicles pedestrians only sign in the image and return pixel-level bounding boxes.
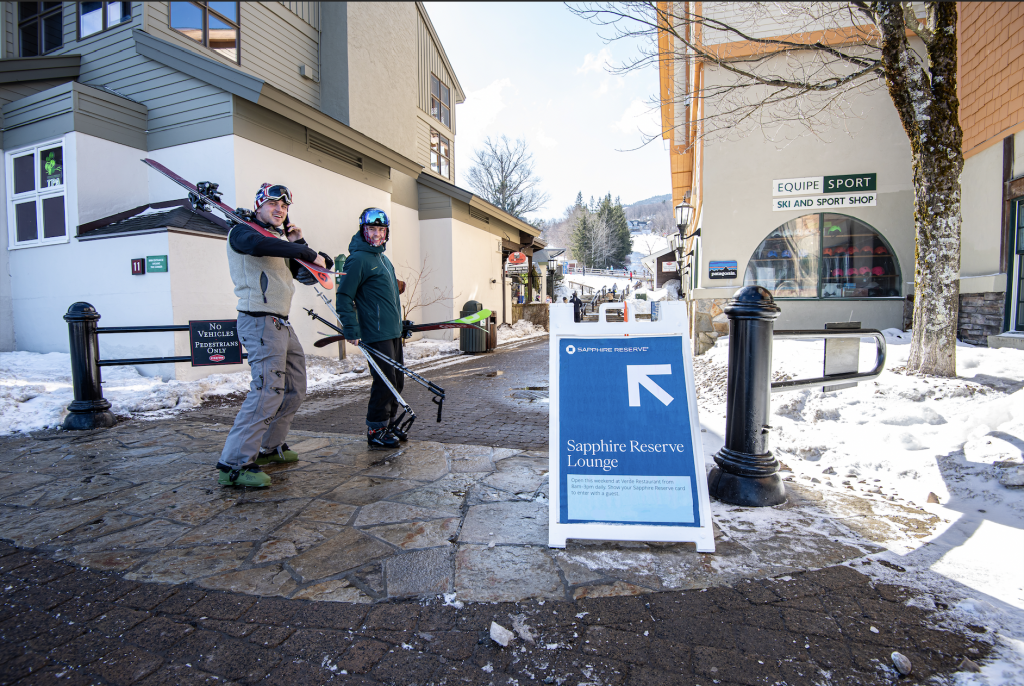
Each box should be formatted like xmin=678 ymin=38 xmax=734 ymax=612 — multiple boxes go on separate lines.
xmin=548 ymin=302 xmax=714 ymax=551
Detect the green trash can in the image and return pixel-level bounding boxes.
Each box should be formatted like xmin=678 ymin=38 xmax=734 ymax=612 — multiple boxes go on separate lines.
xmin=459 ymin=300 xmax=487 ymax=353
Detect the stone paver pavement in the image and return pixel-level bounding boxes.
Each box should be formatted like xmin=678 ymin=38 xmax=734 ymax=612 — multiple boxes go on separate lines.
xmin=0 ymin=420 xmax=885 ymax=603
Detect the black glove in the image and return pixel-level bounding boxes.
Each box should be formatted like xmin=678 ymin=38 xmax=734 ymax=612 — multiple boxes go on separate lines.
xmin=296 ymin=265 xmax=317 ymax=286
xmin=318 ymin=252 xmax=334 ymax=270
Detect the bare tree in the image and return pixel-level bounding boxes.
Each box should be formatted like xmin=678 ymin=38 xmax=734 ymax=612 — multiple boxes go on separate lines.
xmin=466 ymin=135 xmax=551 ymax=218
xmin=396 ymin=256 xmax=457 ymax=328
xmin=572 ymin=2 xmax=962 ymax=376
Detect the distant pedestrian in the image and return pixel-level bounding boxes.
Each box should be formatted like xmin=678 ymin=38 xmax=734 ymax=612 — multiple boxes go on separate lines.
xmin=571 ymin=292 xmax=582 ymax=322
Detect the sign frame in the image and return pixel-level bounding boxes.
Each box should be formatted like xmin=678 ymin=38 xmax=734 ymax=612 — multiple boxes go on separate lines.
xmin=548 ymin=301 xmax=715 ymax=552
xmin=189 ymin=319 xmax=243 ymax=367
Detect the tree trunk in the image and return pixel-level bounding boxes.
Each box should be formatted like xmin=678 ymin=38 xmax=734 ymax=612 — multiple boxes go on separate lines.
xmin=877 ymin=2 xmax=963 ymax=377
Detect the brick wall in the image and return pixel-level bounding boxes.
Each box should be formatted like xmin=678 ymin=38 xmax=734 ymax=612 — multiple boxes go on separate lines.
xmin=958 ymin=2 xmax=1024 ymax=155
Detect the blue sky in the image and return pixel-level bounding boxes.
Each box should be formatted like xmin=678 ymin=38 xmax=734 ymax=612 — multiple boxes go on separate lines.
xmin=423 ymin=2 xmax=670 ymax=222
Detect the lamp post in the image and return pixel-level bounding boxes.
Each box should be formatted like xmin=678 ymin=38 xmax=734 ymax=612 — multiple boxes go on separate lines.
xmin=675 ymin=201 xmax=694 ymax=235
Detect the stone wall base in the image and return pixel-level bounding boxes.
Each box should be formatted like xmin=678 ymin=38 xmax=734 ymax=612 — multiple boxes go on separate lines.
xmin=693 ymin=297 xmax=731 ymax=355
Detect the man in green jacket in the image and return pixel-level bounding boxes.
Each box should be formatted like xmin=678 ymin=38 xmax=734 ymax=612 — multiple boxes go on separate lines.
xmin=336 ymin=208 xmax=408 ymax=449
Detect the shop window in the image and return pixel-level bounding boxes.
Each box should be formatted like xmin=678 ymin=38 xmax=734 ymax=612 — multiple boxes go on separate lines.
xmin=19 ymin=2 xmax=63 ymax=56
xmin=170 ymin=1 xmax=239 ymax=63
xmin=430 ymin=128 xmax=450 ymax=179
xmin=743 ymin=213 xmax=901 ymax=299
xmin=430 ymin=74 xmax=451 ymax=129
xmin=6 ymin=140 xmax=68 ymax=248
xmin=79 ymin=2 xmax=132 ymax=39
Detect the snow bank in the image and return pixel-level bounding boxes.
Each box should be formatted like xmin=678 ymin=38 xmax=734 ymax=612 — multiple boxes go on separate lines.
xmin=0 ymin=337 xmax=463 ymax=436
xmin=497 ymin=320 xmax=547 ymax=344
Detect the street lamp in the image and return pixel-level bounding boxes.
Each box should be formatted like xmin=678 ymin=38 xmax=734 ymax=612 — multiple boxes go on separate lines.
xmin=675 ymin=201 xmax=694 ymax=234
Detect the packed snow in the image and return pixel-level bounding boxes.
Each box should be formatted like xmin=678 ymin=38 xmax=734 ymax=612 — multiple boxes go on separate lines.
xmin=0 ymin=336 xmax=464 ymax=435
xmin=496 ymin=319 xmax=547 ymax=344
xmin=695 ymin=330 xmax=1024 ymax=681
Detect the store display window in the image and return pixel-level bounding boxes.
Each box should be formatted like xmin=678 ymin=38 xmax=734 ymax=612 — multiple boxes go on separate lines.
xmin=743 ymin=213 xmax=901 ymax=299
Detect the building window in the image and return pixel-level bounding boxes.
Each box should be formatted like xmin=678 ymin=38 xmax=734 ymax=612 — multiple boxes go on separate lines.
xmin=19 ymin=2 xmax=63 ymax=56
xmin=170 ymin=1 xmax=239 ymax=63
xmin=430 ymin=129 xmax=450 ymax=179
xmin=79 ymin=2 xmax=132 ymax=39
xmin=6 ymin=140 xmax=69 ymax=248
xmin=430 ymin=74 xmax=451 ymax=129
xmin=743 ymin=213 xmax=901 ymax=299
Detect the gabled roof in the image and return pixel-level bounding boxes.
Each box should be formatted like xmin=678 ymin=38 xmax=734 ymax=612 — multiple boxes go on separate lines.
xmin=416 ymin=173 xmax=540 ymax=237
xmin=78 ymin=203 xmax=228 ymax=241
xmin=415 ymin=2 xmax=466 ymax=104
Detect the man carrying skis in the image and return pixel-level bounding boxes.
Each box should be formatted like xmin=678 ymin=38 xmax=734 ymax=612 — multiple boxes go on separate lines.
xmin=336 ymin=208 xmax=408 ymax=450
xmin=216 ymin=183 xmax=333 ymax=488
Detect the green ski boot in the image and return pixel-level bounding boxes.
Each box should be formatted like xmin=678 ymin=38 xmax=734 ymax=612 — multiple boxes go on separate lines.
xmin=217 ymin=463 xmax=272 ymax=488
xmin=255 ymin=443 xmax=299 ymax=465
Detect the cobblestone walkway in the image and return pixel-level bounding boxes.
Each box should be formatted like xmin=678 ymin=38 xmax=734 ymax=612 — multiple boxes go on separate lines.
xmin=0 ymin=544 xmax=992 ymax=685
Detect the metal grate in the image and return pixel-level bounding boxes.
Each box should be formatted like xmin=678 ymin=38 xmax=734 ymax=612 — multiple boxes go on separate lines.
xmin=469 ymin=207 xmax=490 ymax=224
xmin=307 ymin=130 xmax=362 ymax=169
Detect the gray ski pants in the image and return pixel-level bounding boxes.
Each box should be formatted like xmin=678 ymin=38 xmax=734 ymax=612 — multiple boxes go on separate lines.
xmin=219 ymin=313 xmax=306 ymax=469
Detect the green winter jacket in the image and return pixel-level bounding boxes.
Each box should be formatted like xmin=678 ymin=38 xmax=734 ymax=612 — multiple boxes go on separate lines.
xmin=335 ymin=230 xmax=402 ymax=343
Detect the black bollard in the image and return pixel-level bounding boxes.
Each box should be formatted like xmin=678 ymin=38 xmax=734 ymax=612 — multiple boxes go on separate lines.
xmin=707 ymin=286 xmax=785 ymax=506
xmin=63 ymin=302 xmax=116 ymax=430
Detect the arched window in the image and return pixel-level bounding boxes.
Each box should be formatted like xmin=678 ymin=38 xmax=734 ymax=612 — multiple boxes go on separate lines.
xmin=743 ymin=213 xmax=901 ymax=299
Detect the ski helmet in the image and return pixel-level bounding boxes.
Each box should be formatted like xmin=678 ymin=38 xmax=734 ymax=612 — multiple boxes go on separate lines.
xmin=254 ymin=183 xmax=293 ymax=212
xmin=359 ymin=207 xmax=390 ymax=246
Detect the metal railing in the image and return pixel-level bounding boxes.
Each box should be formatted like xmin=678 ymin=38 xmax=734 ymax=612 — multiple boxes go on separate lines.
xmin=707 ymin=287 xmax=888 ymax=508
xmin=770 ymin=329 xmax=886 ymax=393
xmin=62 ymin=302 xmax=246 ymax=430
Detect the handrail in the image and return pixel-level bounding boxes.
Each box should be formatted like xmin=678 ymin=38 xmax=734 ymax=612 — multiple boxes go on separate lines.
xmin=97 ymin=325 xmax=189 ymax=334
xmin=770 ymin=328 xmax=887 ymax=393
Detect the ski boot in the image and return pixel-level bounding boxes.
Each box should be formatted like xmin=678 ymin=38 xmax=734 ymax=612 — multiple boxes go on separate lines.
xmin=217 ymin=463 xmax=272 ymax=488
xmin=367 ymin=427 xmax=400 ymax=450
xmin=255 ymin=443 xmax=299 ymax=465
xmin=387 ymin=422 xmax=409 ymax=442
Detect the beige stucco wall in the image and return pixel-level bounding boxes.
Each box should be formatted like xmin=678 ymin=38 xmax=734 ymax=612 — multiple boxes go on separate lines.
xmin=168 ymin=232 xmax=249 ymax=381
xmin=450 ymin=218 xmax=503 ymax=322
xmin=699 ymin=60 xmax=916 ymax=305
xmin=233 ymin=136 xmax=390 ymax=353
xmin=417 ymin=216 xmax=455 ymax=339
xmin=347 ymin=2 xmax=419 ymax=163
xmin=959 ymin=142 xmax=1006 ymax=293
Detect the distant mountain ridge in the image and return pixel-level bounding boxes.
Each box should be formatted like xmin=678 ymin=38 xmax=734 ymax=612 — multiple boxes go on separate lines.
xmin=625 ymin=193 xmax=671 ymax=208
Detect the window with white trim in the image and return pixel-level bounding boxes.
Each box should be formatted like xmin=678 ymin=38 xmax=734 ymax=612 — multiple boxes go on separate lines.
xmin=430 ymin=128 xmax=450 ymax=179
xmin=7 ymin=140 xmax=69 ymax=248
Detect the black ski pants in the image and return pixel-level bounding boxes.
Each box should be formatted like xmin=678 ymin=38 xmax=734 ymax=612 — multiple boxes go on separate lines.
xmin=365 ymin=337 xmax=405 ymax=429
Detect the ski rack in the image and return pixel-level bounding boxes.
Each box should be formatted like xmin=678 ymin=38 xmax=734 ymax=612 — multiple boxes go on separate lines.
xmin=303 ymin=292 xmax=446 ymax=422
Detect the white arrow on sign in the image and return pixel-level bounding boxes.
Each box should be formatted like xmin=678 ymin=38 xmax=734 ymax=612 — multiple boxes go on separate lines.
xmin=627 ymin=364 xmax=674 ymax=407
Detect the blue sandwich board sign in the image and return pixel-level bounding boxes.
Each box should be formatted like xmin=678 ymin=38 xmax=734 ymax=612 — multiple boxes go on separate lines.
xmin=548 ymin=301 xmax=714 ymax=551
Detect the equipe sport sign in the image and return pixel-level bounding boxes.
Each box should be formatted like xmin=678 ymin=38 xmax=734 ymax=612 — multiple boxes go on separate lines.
xmin=189 ymin=320 xmax=242 ymax=366
xmin=548 ymin=301 xmax=714 ymax=552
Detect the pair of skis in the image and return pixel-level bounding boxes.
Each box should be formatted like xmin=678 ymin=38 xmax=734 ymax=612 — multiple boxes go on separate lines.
xmin=305 ymin=290 xmax=447 ymax=428
xmin=142 ymin=158 xmax=341 ymax=289
xmin=312 ymin=308 xmax=492 ymax=349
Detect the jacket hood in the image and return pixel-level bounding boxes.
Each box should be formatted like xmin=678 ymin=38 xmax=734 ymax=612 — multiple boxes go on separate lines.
xmin=348 ymin=229 xmax=386 ymax=254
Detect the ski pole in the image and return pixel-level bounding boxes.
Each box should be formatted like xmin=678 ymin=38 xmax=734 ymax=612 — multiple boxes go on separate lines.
xmin=358 ymin=342 xmax=417 ymax=434
xmin=359 ymin=344 xmax=445 ymax=422
xmin=310 ymin=289 xmax=420 ymax=429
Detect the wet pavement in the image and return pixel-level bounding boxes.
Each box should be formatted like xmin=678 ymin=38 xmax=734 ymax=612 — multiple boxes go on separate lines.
xmin=0 ymin=337 xmax=999 ymax=683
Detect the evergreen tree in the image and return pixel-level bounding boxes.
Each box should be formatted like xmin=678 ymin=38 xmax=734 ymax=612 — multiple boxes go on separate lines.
xmin=596 ymin=194 xmax=632 ymax=268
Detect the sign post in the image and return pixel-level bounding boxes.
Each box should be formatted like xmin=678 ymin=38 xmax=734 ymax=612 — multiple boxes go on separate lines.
xmin=189 ymin=320 xmax=242 ymax=366
xmin=548 ymin=301 xmax=714 ymax=551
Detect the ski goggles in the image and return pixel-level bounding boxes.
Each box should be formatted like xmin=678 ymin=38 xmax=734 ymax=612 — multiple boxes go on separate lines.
xmin=254 ymin=183 xmax=293 ymax=211
xmin=359 ymin=208 xmax=390 ymax=228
